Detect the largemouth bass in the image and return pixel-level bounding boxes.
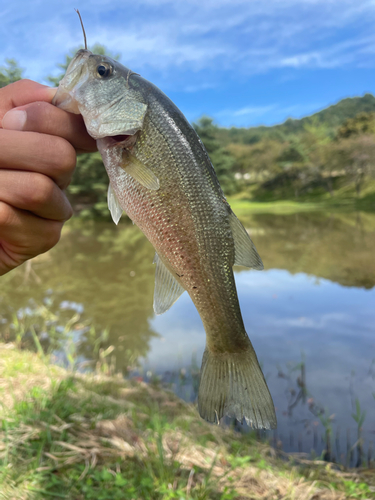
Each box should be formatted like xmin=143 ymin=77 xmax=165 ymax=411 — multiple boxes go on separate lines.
xmin=53 ymin=49 xmax=276 ymax=429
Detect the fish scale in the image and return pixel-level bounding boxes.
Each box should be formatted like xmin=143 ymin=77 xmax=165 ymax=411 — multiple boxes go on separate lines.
xmin=53 ymin=48 xmax=276 ymax=429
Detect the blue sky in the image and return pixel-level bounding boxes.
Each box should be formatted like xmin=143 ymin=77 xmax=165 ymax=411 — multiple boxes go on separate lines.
xmin=2 ymin=0 xmax=375 ymax=127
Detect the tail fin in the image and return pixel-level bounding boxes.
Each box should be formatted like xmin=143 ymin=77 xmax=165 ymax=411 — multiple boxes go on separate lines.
xmin=198 ymin=348 xmax=276 ymax=429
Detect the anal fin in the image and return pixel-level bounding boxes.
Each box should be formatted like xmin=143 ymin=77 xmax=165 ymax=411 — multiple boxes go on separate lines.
xmin=153 ymin=253 xmax=185 ymax=315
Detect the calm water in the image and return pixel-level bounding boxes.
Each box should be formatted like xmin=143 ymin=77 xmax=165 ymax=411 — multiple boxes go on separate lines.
xmin=1 ymin=210 xmax=374 ymax=462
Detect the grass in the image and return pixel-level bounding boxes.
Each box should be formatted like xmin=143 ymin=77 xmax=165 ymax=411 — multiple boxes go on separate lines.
xmin=228 ymin=177 xmax=375 ymax=216
xmin=0 ymin=345 xmax=374 ymax=499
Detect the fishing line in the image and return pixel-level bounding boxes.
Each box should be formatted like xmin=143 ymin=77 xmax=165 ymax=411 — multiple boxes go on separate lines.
xmin=75 ymin=9 xmax=87 ymax=50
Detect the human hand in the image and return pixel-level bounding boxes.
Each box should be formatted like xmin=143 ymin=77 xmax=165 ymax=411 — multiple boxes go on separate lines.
xmin=0 ymin=79 xmax=97 ymax=275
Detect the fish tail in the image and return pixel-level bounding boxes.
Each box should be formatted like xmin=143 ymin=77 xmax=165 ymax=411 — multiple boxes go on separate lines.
xmin=198 ymin=347 xmax=276 ymax=429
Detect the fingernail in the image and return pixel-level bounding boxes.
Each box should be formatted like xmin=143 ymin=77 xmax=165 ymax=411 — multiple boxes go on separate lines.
xmin=46 ymin=87 xmax=57 ymax=99
xmin=2 ymin=109 xmax=27 ymax=131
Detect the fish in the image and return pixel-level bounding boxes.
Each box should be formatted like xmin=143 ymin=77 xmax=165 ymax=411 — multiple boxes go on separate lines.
xmin=53 ymin=48 xmax=277 ymax=429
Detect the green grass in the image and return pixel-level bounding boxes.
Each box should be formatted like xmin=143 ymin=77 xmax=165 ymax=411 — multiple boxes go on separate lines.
xmin=0 ymin=345 xmax=374 ymax=499
xmin=228 ymin=177 xmax=375 ymax=216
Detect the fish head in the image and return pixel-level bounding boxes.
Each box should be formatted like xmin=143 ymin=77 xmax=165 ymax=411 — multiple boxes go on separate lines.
xmin=52 ymin=49 xmax=92 ymax=114
xmin=53 ymin=50 xmax=148 ymax=140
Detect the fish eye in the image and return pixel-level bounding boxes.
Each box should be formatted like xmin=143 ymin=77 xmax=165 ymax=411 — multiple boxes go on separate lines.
xmin=97 ymin=64 xmax=112 ymax=78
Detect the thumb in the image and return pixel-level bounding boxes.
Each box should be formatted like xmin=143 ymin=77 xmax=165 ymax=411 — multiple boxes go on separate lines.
xmin=0 ymin=80 xmax=56 ymax=123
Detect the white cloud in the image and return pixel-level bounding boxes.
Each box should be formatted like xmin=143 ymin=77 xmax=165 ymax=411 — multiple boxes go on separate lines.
xmin=217 ymin=105 xmax=276 ymax=119
xmin=214 ymin=102 xmax=327 ymax=126
xmin=2 ymin=0 xmax=375 ymax=87
xmin=233 ymin=105 xmax=276 ymax=117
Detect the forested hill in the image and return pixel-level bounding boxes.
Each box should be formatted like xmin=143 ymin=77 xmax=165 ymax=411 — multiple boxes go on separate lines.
xmin=72 ymin=92 xmax=375 ymax=215
xmin=217 ymin=93 xmax=375 ymax=145
xmin=1 ymin=56 xmax=374 ymax=214
xmin=288 ymin=93 xmax=375 ymax=130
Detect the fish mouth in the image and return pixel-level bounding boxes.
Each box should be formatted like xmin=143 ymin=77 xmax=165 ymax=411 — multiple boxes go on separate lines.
xmin=52 ymin=49 xmax=92 ymax=113
xmin=110 ymin=134 xmax=130 ymax=143
xmin=100 ymin=133 xmax=137 ymax=149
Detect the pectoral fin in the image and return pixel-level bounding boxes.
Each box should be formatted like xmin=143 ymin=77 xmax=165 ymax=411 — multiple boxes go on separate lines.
xmin=229 ymin=211 xmax=263 ymax=270
xmin=121 ymin=149 xmax=160 ymax=190
xmin=153 ymin=253 xmax=185 ymax=315
xmin=107 ymin=184 xmax=123 ymax=225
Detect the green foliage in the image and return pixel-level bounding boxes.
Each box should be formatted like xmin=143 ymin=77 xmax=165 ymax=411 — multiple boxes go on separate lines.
xmin=193 ymin=117 xmax=238 ymax=195
xmin=204 ymin=94 xmax=375 ymax=206
xmin=3 ymin=49 xmax=375 ymax=214
xmin=277 ymin=139 xmax=307 ymax=164
xmin=67 ymin=152 xmax=109 ymax=219
xmin=57 ymin=465 xmax=155 ymax=499
xmin=352 ymin=398 xmax=366 ymax=431
xmin=337 ymin=112 xmax=375 ymax=139
xmin=0 ymin=59 xmax=23 ymax=88
xmin=277 ymin=93 xmax=375 ymax=135
xmin=343 ymin=480 xmax=373 ymax=499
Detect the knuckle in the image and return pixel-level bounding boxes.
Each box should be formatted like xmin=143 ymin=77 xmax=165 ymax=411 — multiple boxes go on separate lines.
xmin=0 ymin=202 xmax=14 ymax=227
xmin=12 ymin=79 xmax=33 ymax=92
xmin=46 ymin=137 xmax=77 ymax=184
xmin=27 ymin=173 xmax=55 ymax=210
xmin=59 ymin=140 xmax=77 ymax=172
xmin=8 ymin=79 xmax=36 ymax=103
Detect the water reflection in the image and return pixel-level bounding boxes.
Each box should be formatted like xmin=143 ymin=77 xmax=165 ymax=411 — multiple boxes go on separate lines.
xmin=0 ymin=211 xmax=374 ymax=460
xmin=146 ymin=268 xmax=375 ymax=457
xmin=0 ymin=221 xmax=157 ymax=372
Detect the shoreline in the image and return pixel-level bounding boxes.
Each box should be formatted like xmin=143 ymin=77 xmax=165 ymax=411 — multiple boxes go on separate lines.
xmin=0 ymin=344 xmax=374 ymax=499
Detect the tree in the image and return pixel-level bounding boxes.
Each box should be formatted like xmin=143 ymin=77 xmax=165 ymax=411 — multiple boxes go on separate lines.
xmin=193 ymin=117 xmax=238 ymax=194
xmin=227 ymin=139 xmax=284 ymax=182
xmin=345 ymin=135 xmax=375 ymax=197
xmin=0 ymin=59 xmax=23 ymax=88
xmin=67 ymin=152 xmax=110 ymax=218
xmin=323 ymin=135 xmax=375 ymax=197
xmin=336 ymin=112 xmax=375 ymax=139
xmin=277 ymin=139 xmax=307 ymax=164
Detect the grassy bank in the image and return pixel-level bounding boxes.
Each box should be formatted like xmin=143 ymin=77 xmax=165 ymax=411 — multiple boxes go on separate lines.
xmin=228 ymin=178 xmax=375 ymax=217
xmin=0 ymin=345 xmax=374 ymax=499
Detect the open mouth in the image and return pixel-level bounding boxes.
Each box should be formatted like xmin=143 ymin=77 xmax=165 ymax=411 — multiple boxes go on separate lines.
xmin=112 ymin=134 xmax=130 ymax=142
xmin=104 ymin=133 xmax=137 ymax=149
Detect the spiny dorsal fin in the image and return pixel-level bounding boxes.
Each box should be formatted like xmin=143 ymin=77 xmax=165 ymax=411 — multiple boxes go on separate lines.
xmin=153 ymin=253 xmax=185 ymax=315
xmin=107 ymin=183 xmax=123 ymax=225
xmin=228 ymin=211 xmax=264 ymax=270
xmin=121 ymin=149 xmax=160 ymax=190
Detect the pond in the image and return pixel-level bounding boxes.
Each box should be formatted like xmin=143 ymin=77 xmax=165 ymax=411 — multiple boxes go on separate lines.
xmin=1 ymin=210 xmax=374 ymax=464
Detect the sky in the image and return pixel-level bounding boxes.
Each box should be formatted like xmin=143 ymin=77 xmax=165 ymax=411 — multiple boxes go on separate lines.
xmin=2 ymin=0 xmax=375 ymax=127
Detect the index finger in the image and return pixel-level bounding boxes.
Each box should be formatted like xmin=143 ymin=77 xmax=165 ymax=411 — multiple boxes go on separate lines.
xmin=3 ymin=101 xmax=97 ymax=154
xmin=0 ymin=80 xmax=56 ymax=123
